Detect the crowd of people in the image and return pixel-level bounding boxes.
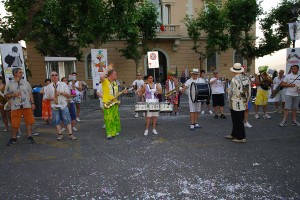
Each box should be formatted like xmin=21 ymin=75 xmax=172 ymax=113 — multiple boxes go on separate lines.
xmin=1 ymin=63 xmax=299 ymax=145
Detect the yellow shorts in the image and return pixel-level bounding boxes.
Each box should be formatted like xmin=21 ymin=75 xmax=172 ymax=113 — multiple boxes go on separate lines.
xmin=11 ymin=108 xmax=35 ymax=128
xmin=255 ymin=90 xmax=269 ymax=106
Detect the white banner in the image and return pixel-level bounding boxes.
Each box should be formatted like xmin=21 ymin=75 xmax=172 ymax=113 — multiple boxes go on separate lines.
xmin=91 ymin=49 xmax=108 ymax=89
xmin=0 ymin=43 xmax=27 ymax=83
xmin=288 ymin=22 xmax=300 ymax=40
xmin=147 ymin=51 xmax=159 ymax=69
xmin=286 ymin=48 xmax=300 ymax=73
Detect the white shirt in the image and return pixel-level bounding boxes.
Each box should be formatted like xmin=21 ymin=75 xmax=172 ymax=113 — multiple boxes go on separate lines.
xmin=210 ymin=77 xmax=225 ymax=94
xmin=44 ymin=81 xmax=70 ymax=109
xmin=283 ymin=73 xmax=300 ymax=96
xmin=132 ymin=80 xmax=144 ymax=90
xmin=273 ymin=76 xmax=286 ymax=91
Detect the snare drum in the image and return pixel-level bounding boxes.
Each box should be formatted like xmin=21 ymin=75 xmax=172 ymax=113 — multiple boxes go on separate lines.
xmin=159 ymin=102 xmax=173 ymax=112
xmin=148 ymin=103 xmax=160 ymax=112
xmin=190 ymin=82 xmax=211 ymax=103
xmin=135 ymin=102 xmax=148 ymax=112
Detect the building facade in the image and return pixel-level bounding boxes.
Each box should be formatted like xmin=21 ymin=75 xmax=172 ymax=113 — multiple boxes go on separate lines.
xmin=25 ymin=0 xmax=255 ymax=88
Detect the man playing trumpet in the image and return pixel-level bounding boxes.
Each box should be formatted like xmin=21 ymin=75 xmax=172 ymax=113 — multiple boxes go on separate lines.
xmin=165 ymin=72 xmax=180 ymax=115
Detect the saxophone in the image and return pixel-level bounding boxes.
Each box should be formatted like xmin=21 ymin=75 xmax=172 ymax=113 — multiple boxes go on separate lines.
xmin=103 ymin=88 xmax=128 ymax=108
xmin=165 ymin=82 xmax=182 ymax=97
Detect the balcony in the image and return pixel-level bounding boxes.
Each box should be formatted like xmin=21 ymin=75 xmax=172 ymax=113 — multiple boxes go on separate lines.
xmin=156 ymin=24 xmax=182 ymax=39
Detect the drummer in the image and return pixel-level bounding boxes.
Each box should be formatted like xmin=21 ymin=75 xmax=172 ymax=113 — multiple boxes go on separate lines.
xmin=139 ymin=74 xmax=162 ymax=136
xmin=182 ymin=68 xmax=206 ymax=130
xmin=132 ymin=72 xmax=145 ymax=118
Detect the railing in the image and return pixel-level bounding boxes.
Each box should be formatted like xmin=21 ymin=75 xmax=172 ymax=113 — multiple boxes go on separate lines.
xmin=156 ymin=24 xmax=181 ymax=37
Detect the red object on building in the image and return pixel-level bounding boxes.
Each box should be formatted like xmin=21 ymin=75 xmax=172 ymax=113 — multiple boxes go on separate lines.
xmin=160 ymin=25 xmax=165 ymax=32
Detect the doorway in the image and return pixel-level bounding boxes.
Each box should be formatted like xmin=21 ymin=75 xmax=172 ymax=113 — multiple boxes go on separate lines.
xmin=146 ymin=51 xmax=167 ymax=85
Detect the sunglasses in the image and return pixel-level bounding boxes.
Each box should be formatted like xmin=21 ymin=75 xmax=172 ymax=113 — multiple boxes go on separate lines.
xmin=213 ymin=73 xmax=218 ymax=74
xmin=51 ymin=74 xmax=58 ymax=76
xmin=137 ymin=75 xmax=141 ymax=76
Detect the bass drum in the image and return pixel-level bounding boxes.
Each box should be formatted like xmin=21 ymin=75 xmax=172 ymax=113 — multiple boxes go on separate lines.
xmin=190 ymin=82 xmax=211 ymax=103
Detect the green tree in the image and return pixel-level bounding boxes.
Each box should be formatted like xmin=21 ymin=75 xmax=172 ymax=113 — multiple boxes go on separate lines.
xmin=117 ymin=0 xmax=159 ymax=73
xmin=183 ymin=3 xmax=230 ymax=70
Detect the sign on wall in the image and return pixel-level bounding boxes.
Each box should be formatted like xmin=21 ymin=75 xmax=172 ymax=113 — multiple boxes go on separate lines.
xmin=286 ymin=48 xmax=300 ymax=73
xmin=147 ymin=51 xmax=159 ymax=69
xmin=0 ymin=43 xmax=27 ymax=83
xmin=91 ymin=49 xmax=108 ymax=89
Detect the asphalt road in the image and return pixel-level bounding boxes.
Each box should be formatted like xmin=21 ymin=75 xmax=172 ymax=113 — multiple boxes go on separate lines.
xmin=0 ymin=95 xmax=299 ymax=199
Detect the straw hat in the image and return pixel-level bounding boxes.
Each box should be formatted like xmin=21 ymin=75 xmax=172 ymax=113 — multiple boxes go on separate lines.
xmin=191 ymin=68 xmax=199 ymax=74
xmin=230 ymin=63 xmax=244 ymax=73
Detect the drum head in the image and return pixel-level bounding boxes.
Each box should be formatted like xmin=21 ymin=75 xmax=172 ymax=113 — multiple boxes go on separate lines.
xmin=190 ymin=82 xmax=196 ymax=103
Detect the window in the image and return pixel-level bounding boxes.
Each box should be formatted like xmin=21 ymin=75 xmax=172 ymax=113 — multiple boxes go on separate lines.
xmin=234 ymin=50 xmax=244 ymax=65
xmin=44 ymin=57 xmax=76 ymax=80
xmin=162 ymin=4 xmax=171 ymax=25
xmin=85 ymin=53 xmax=92 ymax=79
xmin=206 ymin=53 xmax=217 ymax=73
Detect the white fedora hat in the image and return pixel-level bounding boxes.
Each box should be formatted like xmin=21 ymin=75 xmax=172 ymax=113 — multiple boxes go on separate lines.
xmin=230 ymin=63 xmax=244 ymax=73
xmin=191 ymin=68 xmax=199 ymax=74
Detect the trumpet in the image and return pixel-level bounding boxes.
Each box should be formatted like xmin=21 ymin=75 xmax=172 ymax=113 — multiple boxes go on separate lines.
xmin=165 ymin=82 xmax=182 ymax=97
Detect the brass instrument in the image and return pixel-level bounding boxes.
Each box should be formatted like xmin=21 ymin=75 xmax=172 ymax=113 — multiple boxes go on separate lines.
xmin=103 ymin=88 xmax=128 ymax=108
xmin=165 ymin=82 xmax=182 ymax=97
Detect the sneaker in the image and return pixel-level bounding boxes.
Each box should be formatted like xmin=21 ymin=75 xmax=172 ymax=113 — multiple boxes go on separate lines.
xmin=254 ymin=114 xmax=259 ymax=119
xmin=7 ymin=138 xmax=17 ymax=146
xmin=214 ymin=114 xmax=219 ymax=119
xmin=116 ymin=132 xmax=120 ymax=136
xmin=175 ymin=112 xmax=179 ymax=116
xmin=225 ymin=135 xmax=234 ymax=139
xmin=72 ymin=127 xmax=78 ymax=131
xmin=152 ymin=129 xmax=158 ymax=134
xmin=107 ymin=135 xmax=112 ymax=139
xmin=144 ymin=129 xmax=148 ymax=136
xmin=190 ymin=124 xmax=195 ymax=130
xmin=57 ymin=134 xmax=64 ymax=140
xmin=274 ymin=110 xmax=278 ymax=113
xmin=27 ymin=136 xmax=35 ymax=144
xmin=32 ymin=132 xmax=40 ymax=136
xmin=103 ymin=124 xmax=106 ymax=129
xmin=135 ymin=113 xmax=139 ymax=118
xmin=60 ymin=128 xmax=66 ymax=133
xmin=69 ymin=134 xmax=77 ymax=140
xmin=232 ymin=138 xmax=246 ymax=143
xmin=263 ymin=114 xmax=271 ymax=119
xmin=291 ymin=121 xmax=300 ymax=126
xmin=244 ymin=122 xmax=253 ymax=128
xmin=220 ymin=114 xmax=226 ymax=119
xmin=76 ymin=118 xmax=81 ymax=122
xmin=209 ymin=110 xmax=213 ymax=115
xmin=278 ymin=121 xmax=287 ymax=127
xmin=194 ymin=123 xmax=201 ymax=128
xmin=201 ymin=110 xmax=205 ymax=115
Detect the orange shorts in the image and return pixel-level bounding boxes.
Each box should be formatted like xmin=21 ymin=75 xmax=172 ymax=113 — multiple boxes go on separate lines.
xmin=11 ymin=108 xmax=35 ymax=128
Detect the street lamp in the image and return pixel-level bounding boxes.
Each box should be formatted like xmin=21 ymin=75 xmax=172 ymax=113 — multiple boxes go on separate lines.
xmin=290 ymin=5 xmax=300 ymax=48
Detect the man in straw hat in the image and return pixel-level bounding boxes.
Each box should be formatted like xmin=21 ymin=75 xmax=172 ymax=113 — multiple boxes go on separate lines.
xmin=226 ymin=63 xmax=251 ymax=143
xmin=182 ymin=68 xmax=206 ymax=130
xmin=165 ymin=71 xmax=180 ymax=115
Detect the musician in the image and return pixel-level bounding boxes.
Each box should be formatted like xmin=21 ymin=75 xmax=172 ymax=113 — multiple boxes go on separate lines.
xmin=4 ymin=68 xmax=36 ymax=145
xmin=278 ymin=65 xmax=300 ymax=127
xmin=272 ymin=70 xmax=286 ymax=113
xmin=210 ymin=70 xmax=226 ymax=119
xmin=200 ymin=70 xmax=213 ymax=115
xmin=0 ymin=76 xmax=10 ymax=131
xmin=182 ymin=68 xmax=205 ymax=130
xmin=100 ymin=65 xmax=121 ymax=139
xmin=132 ymin=73 xmax=144 ymax=118
xmin=165 ymin=72 xmax=180 ymax=115
xmin=254 ymin=66 xmax=273 ymax=119
xmin=68 ymin=72 xmax=82 ymax=122
xmin=40 ymin=78 xmax=52 ymax=125
xmin=139 ymin=74 xmax=162 ymax=135
xmin=43 ymin=71 xmax=77 ymax=140
xmin=226 ymin=63 xmax=251 ymax=143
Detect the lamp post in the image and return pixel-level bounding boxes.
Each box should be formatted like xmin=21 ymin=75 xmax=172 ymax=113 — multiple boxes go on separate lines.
xmin=290 ymin=5 xmax=300 ymax=48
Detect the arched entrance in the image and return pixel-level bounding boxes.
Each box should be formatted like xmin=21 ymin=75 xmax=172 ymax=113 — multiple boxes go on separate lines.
xmin=145 ymin=50 xmax=168 ymax=85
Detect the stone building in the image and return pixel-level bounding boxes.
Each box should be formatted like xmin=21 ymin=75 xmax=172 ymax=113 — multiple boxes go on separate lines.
xmin=25 ymin=0 xmax=255 ymax=88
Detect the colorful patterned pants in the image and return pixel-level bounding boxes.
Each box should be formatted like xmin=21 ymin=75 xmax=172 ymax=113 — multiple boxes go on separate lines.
xmin=103 ymin=104 xmax=121 ymax=137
